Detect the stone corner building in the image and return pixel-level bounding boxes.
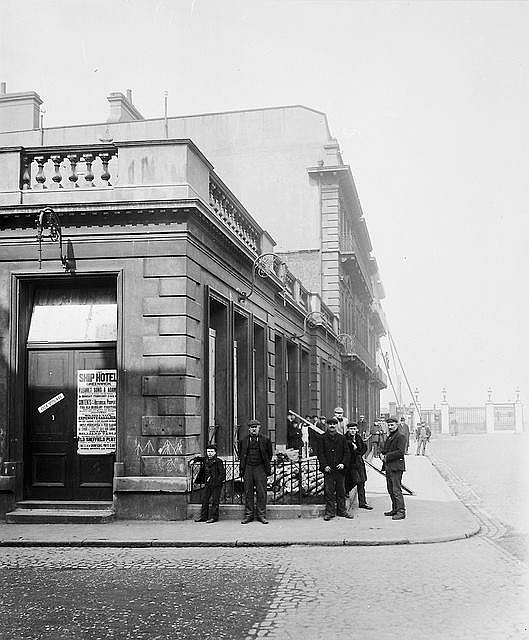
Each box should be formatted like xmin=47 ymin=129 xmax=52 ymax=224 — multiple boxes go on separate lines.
xmin=0 ymin=87 xmax=386 ymax=520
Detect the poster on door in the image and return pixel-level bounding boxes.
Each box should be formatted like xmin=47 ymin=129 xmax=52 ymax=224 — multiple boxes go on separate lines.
xmin=77 ymin=369 xmax=117 ymax=455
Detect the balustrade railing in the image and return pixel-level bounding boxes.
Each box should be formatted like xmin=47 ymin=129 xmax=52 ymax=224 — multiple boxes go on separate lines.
xmin=189 ymin=454 xmax=324 ymax=506
xmin=21 ymin=145 xmax=118 ymax=191
xmin=319 ymin=304 xmax=335 ymax=330
xmin=299 ymin=285 xmax=309 ymax=311
xmin=283 ymin=270 xmax=296 ymax=298
xmin=340 ymin=333 xmax=376 ymax=371
xmin=209 ymin=174 xmax=261 ymax=253
xmin=375 ymin=365 xmax=387 ymax=387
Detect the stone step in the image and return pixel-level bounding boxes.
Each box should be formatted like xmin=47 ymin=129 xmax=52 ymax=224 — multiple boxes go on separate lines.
xmin=6 ymin=508 xmax=114 ymax=524
xmin=187 ymin=503 xmax=324 ymax=520
xmin=16 ymin=500 xmax=113 ymax=511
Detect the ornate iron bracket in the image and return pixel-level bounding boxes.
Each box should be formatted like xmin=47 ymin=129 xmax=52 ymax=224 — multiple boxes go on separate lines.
xmin=292 ymin=311 xmax=324 ymax=339
xmin=337 ymin=333 xmax=355 ymax=354
xmin=36 ymin=207 xmax=70 ymax=271
xmin=237 ymin=252 xmax=286 ymax=302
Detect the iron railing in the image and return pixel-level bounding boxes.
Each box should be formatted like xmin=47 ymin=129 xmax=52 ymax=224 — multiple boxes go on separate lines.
xmin=189 ymin=454 xmax=325 ymax=505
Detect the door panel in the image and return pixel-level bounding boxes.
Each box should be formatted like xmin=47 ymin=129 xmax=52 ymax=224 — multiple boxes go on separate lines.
xmin=26 ymin=347 xmax=115 ymax=500
xmin=26 ymin=350 xmax=73 ymax=499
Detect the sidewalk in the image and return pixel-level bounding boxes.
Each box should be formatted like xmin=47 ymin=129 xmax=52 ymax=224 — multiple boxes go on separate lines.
xmin=0 ymin=455 xmax=480 ymax=548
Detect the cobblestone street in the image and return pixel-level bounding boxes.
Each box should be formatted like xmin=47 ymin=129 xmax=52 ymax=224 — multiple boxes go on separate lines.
xmin=1 ymin=541 xmax=527 ymax=640
xmin=1 ymin=433 xmax=528 ymax=640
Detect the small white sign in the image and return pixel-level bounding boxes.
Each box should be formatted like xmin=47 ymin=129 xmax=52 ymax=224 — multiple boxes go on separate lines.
xmin=37 ymin=393 xmax=65 ymax=414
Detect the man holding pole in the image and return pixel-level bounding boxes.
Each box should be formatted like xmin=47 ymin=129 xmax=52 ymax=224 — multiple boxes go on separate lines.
xmin=380 ymin=417 xmax=407 ymax=520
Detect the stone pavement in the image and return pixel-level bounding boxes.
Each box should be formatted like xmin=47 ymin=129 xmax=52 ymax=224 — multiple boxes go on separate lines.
xmin=0 ymin=454 xmax=479 ymax=548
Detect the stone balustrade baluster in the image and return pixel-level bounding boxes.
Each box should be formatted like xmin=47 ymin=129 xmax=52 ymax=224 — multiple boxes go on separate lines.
xmin=34 ymin=156 xmax=48 ymax=189
xmin=99 ymin=152 xmax=112 ymax=186
xmin=21 ymin=156 xmax=31 ymax=190
xmin=82 ymin=153 xmax=95 ymax=187
xmin=67 ymin=154 xmax=79 ymax=187
xmin=50 ymin=154 xmax=64 ymax=188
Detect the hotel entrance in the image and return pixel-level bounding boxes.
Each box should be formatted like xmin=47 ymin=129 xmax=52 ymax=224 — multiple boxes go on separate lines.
xmin=23 ymin=280 xmax=117 ymax=501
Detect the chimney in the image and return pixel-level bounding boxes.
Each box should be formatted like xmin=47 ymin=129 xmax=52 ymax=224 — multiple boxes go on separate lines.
xmin=106 ymin=89 xmax=144 ymax=123
xmin=0 ymin=83 xmax=43 ymax=132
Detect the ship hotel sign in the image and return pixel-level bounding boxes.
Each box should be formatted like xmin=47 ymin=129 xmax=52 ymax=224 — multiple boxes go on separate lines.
xmin=77 ymin=370 xmax=117 ymax=455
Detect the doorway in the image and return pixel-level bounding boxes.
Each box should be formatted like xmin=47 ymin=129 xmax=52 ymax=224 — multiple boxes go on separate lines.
xmin=22 ymin=278 xmax=118 ymax=501
xmin=25 ymin=347 xmax=116 ymax=501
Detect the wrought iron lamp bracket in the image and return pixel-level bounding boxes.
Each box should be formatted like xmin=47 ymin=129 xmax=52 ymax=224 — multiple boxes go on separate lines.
xmin=292 ymin=311 xmax=324 ymax=339
xmin=237 ymin=252 xmax=286 ymax=302
xmin=36 ymin=207 xmax=70 ymax=271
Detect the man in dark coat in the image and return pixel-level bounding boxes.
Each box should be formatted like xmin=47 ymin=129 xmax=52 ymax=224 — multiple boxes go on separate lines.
xmin=317 ymin=418 xmax=352 ymax=521
xmin=380 ymin=417 xmax=407 ymax=520
xmin=345 ymin=423 xmax=373 ymax=510
xmin=358 ymin=415 xmax=368 ymax=439
xmin=239 ymin=419 xmax=273 ymax=524
xmin=399 ymin=416 xmax=411 ymax=454
xmin=192 ymin=445 xmax=226 ymax=523
xmin=287 ymin=413 xmax=302 ymax=450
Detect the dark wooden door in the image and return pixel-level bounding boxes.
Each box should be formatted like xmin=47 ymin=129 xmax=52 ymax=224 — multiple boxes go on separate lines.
xmin=26 ymin=347 xmax=115 ymax=500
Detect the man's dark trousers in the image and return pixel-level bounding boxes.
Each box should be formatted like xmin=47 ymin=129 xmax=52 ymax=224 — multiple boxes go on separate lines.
xmin=200 ymin=483 xmax=222 ymax=521
xmin=356 ymin=481 xmax=367 ymax=506
xmin=386 ymin=469 xmax=405 ymax=514
xmin=244 ymin=464 xmax=267 ymax=520
xmin=324 ymin=470 xmax=346 ymax=517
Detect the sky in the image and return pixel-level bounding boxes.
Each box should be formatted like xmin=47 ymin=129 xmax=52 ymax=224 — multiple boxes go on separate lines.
xmin=1 ymin=0 xmax=527 ymax=410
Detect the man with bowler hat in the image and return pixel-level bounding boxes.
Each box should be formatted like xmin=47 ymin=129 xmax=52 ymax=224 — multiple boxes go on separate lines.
xmin=239 ymin=419 xmax=273 ymax=524
xmin=380 ymin=417 xmax=407 ymax=520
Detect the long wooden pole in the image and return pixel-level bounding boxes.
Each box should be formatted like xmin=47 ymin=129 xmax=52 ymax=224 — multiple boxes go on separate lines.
xmin=289 ymin=409 xmax=415 ymax=496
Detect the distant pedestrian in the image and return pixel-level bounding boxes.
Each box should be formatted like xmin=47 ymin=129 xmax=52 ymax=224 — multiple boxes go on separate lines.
xmin=192 ymin=445 xmax=226 ymax=523
xmin=415 ymin=423 xmax=431 ymax=456
xmin=345 ymin=422 xmax=373 ymax=510
xmin=317 ymin=418 xmax=352 ymax=521
xmin=309 ymin=415 xmax=323 ymax=456
xmin=379 ymin=418 xmax=388 ymax=452
xmin=380 ymin=417 xmax=407 ymax=520
xmin=239 ymin=420 xmax=273 ymax=524
xmin=287 ymin=412 xmax=302 ymax=451
xmin=399 ymin=416 xmax=410 ymax=454
xmin=358 ymin=415 xmax=368 ymax=439
xmin=368 ymin=420 xmax=382 ymax=458
xmin=333 ymin=407 xmax=348 ymax=435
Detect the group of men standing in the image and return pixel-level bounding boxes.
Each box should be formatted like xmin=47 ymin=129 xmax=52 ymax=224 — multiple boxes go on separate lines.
xmin=313 ymin=415 xmax=407 ymax=521
xmin=193 ymin=412 xmax=413 ymax=524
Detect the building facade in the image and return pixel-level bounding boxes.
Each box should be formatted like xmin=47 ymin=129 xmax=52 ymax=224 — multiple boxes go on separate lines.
xmin=0 ymin=87 xmax=386 ymax=519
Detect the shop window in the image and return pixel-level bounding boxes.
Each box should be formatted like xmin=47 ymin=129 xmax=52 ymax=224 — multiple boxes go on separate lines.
xmin=274 ymin=334 xmax=286 ymax=444
xmin=234 ymin=311 xmax=249 ymax=445
xmin=208 ymin=298 xmax=228 ymax=454
xmin=253 ymin=323 xmax=266 ymax=431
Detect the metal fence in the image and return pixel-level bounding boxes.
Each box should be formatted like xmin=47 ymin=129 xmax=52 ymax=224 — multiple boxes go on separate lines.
xmin=450 ymin=407 xmax=486 ymax=434
xmin=189 ymin=455 xmax=325 ymax=505
xmin=494 ymin=404 xmax=516 ymax=431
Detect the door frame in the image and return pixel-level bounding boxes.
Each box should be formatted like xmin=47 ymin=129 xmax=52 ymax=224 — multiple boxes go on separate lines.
xmin=7 ymin=271 xmax=123 ymax=502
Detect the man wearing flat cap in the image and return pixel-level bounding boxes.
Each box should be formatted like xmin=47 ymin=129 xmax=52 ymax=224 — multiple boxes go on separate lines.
xmin=239 ymin=420 xmax=273 ymax=524
xmin=380 ymin=417 xmax=407 ymax=520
